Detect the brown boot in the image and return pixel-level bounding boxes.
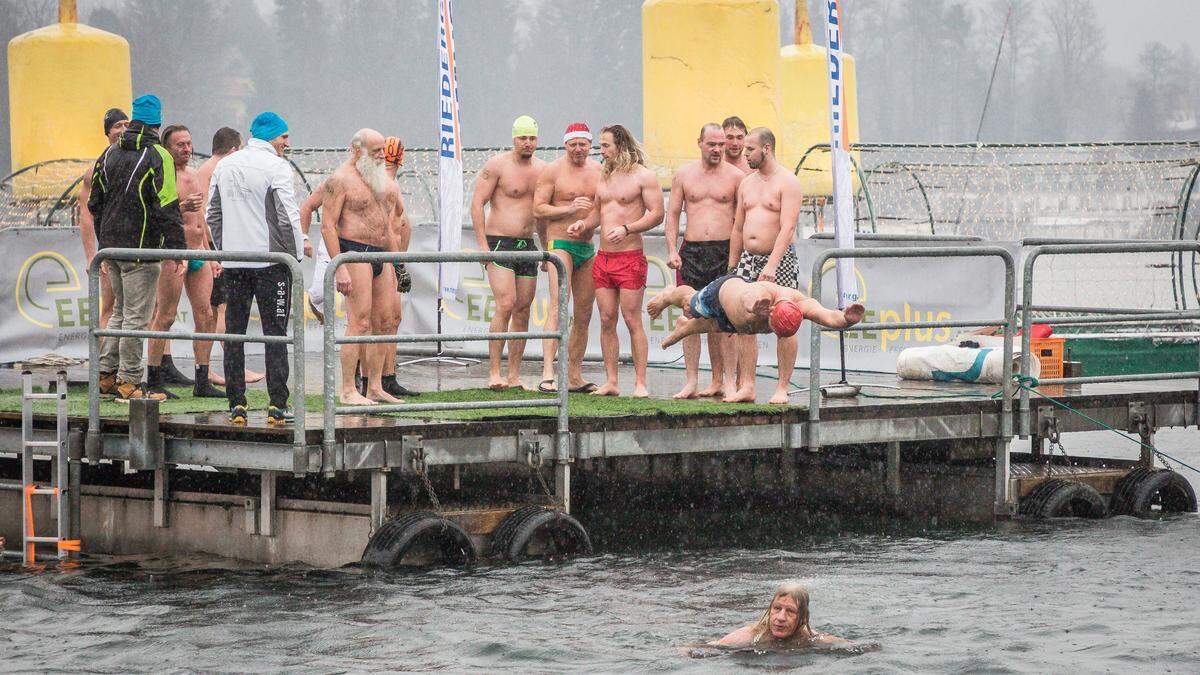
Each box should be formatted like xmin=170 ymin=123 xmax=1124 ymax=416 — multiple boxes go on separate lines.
xmin=115 ymin=381 xmax=167 ymax=403
xmin=99 ymin=373 xmax=118 ymax=397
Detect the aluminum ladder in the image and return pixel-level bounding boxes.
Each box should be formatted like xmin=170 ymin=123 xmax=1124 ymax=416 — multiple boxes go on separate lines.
xmin=19 ymin=370 xmax=79 ymax=564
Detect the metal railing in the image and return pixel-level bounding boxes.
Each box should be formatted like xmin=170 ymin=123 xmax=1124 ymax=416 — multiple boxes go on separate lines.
xmin=808 ymin=246 xmax=1018 ymax=451
xmin=322 ymin=250 xmax=570 ymax=464
xmin=1019 ymin=241 xmax=1200 ymax=436
xmin=86 ymin=249 xmax=308 ymax=464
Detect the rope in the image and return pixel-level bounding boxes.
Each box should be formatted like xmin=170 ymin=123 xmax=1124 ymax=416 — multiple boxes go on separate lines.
xmin=1009 ymin=375 xmax=1200 ymax=476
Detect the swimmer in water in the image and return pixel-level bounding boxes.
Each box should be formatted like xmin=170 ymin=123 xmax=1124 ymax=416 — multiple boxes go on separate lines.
xmin=712 ymin=584 xmax=850 ymax=649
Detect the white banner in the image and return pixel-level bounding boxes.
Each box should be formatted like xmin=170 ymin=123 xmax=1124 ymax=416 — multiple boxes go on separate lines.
xmin=437 ymin=0 xmax=464 ymax=299
xmin=824 ymin=0 xmax=859 ymax=309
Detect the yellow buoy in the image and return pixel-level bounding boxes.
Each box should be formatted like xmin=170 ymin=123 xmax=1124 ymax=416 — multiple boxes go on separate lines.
xmin=7 ymin=0 xmax=131 ymax=193
xmin=778 ymin=11 xmax=859 ymax=197
xmin=642 ymin=0 xmax=780 ymax=180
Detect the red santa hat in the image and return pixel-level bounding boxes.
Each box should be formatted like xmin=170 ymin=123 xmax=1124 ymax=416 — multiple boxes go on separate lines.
xmin=563 ymin=122 xmax=592 ymax=143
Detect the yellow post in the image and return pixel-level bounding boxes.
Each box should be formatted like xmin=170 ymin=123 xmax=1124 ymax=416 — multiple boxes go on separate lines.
xmin=778 ymin=10 xmax=860 ymax=197
xmin=642 ymin=0 xmax=781 ymax=181
xmin=7 ymin=0 xmax=130 ymax=194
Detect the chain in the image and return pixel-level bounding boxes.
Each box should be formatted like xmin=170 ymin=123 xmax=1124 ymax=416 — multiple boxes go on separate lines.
xmin=1042 ymin=418 xmax=1066 ymax=476
xmin=525 ymin=439 xmax=559 ymax=508
xmin=411 ymin=446 xmax=441 ymax=512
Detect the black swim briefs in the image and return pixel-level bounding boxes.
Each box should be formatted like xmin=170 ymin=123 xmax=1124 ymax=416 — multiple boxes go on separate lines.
xmin=338 ymin=238 xmax=385 ymax=278
xmin=679 ymin=239 xmax=731 ymax=290
xmin=486 ymin=236 xmax=539 ymax=278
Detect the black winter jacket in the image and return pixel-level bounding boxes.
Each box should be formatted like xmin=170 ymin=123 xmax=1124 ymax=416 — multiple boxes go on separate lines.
xmin=87 ymin=121 xmax=186 ymax=251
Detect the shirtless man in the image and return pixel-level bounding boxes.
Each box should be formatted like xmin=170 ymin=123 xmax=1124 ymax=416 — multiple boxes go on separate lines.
xmin=646 ymin=274 xmax=862 ymax=350
xmin=589 ymin=125 xmax=663 ymax=397
xmin=321 ymin=128 xmax=406 ymax=405
xmin=533 ymin=122 xmax=603 ymax=393
xmin=78 ymin=108 xmax=128 ymax=335
xmin=303 ymin=138 xmax=417 ymax=399
xmin=144 ymin=125 xmax=224 ymax=399
xmin=665 ymin=123 xmax=745 ymax=399
xmin=196 ymin=127 xmax=265 ymax=387
xmin=722 ymin=116 xmax=752 ymax=175
xmin=728 ymin=127 xmax=805 ymax=404
xmin=471 ymin=116 xmax=547 ymax=390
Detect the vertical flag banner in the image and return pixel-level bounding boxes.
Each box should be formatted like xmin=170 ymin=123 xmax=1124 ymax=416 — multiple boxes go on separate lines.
xmin=438 ymin=0 xmax=463 ymax=298
xmin=824 ymin=0 xmax=859 ymax=308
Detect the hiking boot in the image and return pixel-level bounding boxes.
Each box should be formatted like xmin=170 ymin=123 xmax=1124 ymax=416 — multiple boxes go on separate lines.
xmin=229 ymin=405 xmax=248 ymax=425
xmin=266 ymin=405 xmax=293 ymax=426
xmin=98 ymin=373 xmax=118 ymax=397
xmin=160 ymin=355 xmax=194 ymax=386
xmin=115 ymin=381 xmax=167 ymax=403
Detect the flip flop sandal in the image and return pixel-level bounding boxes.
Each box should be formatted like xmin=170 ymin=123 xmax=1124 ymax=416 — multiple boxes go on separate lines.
xmin=569 ymin=382 xmax=598 ymax=393
xmin=537 ymin=379 xmax=557 ymax=393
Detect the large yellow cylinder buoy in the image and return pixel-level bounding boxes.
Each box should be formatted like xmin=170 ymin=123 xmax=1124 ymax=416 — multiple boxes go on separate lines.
xmin=8 ymin=0 xmax=131 ymax=190
xmin=642 ymin=0 xmax=780 ymax=179
xmin=778 ymin=12 xmax=859 ymax=197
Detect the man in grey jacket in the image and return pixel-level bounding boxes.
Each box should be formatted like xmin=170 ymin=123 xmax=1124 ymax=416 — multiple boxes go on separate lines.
xmin=206 ymin=111 xmax=304 ymax=425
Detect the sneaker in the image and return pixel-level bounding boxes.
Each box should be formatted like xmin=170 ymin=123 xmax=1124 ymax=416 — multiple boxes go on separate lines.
xmin=229 ymin=405 xmax=248 ymax=425
xmin=115 ymin=382 xmax=167 ymax=403
xmin=193 ymin=380 xmax=226 ymax=398
xmin=99 ymin=373 xmax=118 ymax=397
xmin=160 ymin=357 xmax=194 ymax=386
xmin=266 ymin=405 xmax=293 ymax=426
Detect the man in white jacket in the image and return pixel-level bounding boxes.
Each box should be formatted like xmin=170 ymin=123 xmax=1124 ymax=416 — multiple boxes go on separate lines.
xmin=206 ymin=111 xmax=304 ymax=425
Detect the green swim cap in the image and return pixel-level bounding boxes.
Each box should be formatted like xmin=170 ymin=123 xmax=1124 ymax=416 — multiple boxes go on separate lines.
xmin=512 ymin=115 xmax=538 ymax=138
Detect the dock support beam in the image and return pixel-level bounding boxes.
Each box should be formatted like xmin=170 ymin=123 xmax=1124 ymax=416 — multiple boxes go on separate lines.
xmin=260 ymin=471 xmax=276 ymax=537
xmin=555 ymin=463 xmax=571 ymax=514
xmin=886 ymin=441 xmax=901 ymax=497
xmin=993 ymin=437 xmax=1014 ymax=517
xmin=370 ymin=471 xmax=387 ymax=531
xmin=153 ymin=468 xmax=169 ymax=528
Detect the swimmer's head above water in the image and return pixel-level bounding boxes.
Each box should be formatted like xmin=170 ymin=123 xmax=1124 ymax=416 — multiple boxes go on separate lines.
xmin=753 ymin=584 xmax=811 ymax=644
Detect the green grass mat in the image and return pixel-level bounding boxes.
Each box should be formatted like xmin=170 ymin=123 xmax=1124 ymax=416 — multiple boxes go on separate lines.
xmin=0 ymin=385 xmax=795 ymax=421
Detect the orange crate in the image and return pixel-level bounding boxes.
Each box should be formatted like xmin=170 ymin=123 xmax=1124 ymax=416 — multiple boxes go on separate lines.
xmin=1030 ymin=337 xmax=1065 ymax=380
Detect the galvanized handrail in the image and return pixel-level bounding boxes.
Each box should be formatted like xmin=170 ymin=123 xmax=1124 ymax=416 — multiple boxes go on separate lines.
xmin=322 ymin=250 xmax=570 ymax=468
xmin=1019 ymin=241 xmax=1200 ymax=437
xmin=86 ymin=249 xmax=307 ymax=471
xmin=808 ymin=246 xmax=1018 ymax=452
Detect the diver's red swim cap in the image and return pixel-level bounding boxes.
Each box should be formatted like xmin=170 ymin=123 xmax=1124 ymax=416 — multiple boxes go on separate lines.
xmin=769 ymin=300 xmax=804 ymax=337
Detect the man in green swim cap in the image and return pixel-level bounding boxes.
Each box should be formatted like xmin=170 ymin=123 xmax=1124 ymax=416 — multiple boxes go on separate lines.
xmin=532 ymin=122 xmax=603 ymax=393
xmin=145 ymin=124 xmax=225 ymax=399
xmin=470 ymin=115 xmax=548 ymax=390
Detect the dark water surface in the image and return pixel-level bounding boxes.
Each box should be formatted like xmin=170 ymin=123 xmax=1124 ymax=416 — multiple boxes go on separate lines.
xmin=4 ymin=432 xmax=1200 ymax=672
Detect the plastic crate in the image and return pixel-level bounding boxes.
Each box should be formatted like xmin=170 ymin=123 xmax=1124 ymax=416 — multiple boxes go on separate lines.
xmin=1031 ymin=337 xmax=1065 ymax=380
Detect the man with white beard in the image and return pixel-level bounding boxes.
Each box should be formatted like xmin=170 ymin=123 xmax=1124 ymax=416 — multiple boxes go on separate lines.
xmin=321 ymin=128 xmax=406 ymax=406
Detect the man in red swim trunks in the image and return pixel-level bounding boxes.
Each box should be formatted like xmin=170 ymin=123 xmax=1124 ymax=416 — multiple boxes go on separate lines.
xmin=588 ymin=124 xmax=663 ymax=397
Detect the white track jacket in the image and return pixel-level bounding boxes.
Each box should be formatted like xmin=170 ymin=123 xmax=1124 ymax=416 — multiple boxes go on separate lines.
xmin=206 ymin=138 xmax=303 ymax=269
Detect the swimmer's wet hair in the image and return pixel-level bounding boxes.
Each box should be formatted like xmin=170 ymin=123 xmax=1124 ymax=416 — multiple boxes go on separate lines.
xmin=749 ymin=127 xmax=776 ymax=154
xmin=212 ymin=127 xmax=241 ymax=154
xmin=698 ymin=123 xmax=724 ymax=141
xmin=722 ymin=116 xmax=748 ymax=133
xmin=161 ymin=124 xmax=189 ymax=145
xmin=600 ymin=124 xmax=646 ymax=176
xmin=750 ymin=583 xmax=812 ymax=647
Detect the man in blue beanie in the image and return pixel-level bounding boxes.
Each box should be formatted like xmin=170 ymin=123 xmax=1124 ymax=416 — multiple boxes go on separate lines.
xmin=88 ymin=93 xmax=188 ymax=402
xmin=207 ymin=112 xmax=304 ymax=425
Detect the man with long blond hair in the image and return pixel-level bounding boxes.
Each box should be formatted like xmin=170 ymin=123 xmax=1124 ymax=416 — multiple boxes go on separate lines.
xmin=713 ymin=583 xmax=850 ymax=648
xmin=587 ymin=124 xmax=663 ymax=397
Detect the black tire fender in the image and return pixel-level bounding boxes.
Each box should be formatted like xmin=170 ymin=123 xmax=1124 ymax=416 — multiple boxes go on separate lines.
xmin=1111 ymin=468 xmax=1198 ymax=517
xmin=1019 ymin=478 xmax=1108 ymax=519
xmin=361 ymin=511 xmax=477 ymax=568
xmin=490 ymin=506 xmax=593 ymax=563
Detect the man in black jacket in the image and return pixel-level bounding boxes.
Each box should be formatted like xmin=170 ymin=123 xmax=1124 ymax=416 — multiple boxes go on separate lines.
xmin=87 ymin=93 xmax=187 ymax=402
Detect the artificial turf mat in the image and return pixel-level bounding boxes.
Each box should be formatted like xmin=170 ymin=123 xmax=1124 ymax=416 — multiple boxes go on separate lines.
xmin=0 ymin=385 xmax=795 ymax=421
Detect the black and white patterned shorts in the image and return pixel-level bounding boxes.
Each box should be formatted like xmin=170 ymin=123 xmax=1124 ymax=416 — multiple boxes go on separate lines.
xmin=733 ymin=245 xmax=800 ymax=289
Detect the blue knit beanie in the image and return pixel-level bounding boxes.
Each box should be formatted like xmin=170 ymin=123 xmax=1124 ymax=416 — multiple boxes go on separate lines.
xmin=131 ymin=94 xmax=162 ymax=126
xmin=250 ymin=112 xmax=288 ymax=141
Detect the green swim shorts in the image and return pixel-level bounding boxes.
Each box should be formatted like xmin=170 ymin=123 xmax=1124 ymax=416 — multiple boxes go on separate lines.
xmin=549 ymin=239 xmax=596 ymax=268
xmin=187 ymin=258 xmax=205 ymax=274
